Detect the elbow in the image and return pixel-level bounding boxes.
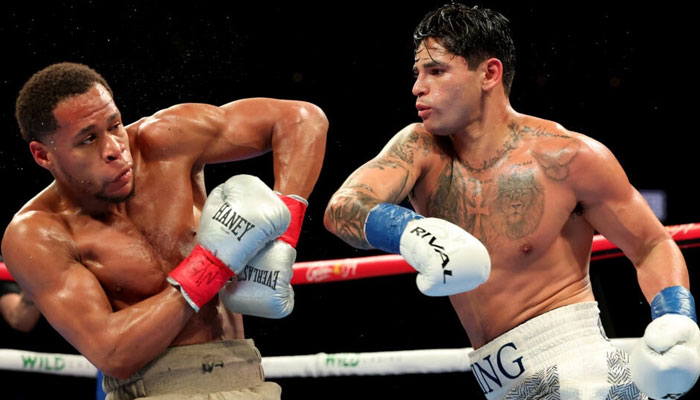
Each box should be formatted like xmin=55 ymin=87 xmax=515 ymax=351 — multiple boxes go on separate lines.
xmin=322 ymin=209 xmax=334 ymax=236
xmin=4 ymin=297 xmax=40 ymax=332
xmin=323 ymin=194 xmax=342 ymax=235
xmin=291 ymin=101 xmax=329 ymax=142
xmin=302 ymin=101 xmax=329 ymax=130
xmin=97 ymin=359 xmax=141 ymax=380
xmin=13 ymin=325 xmax=32 ymax=333
xmin=91 ymin=350 xmax=146 ymax=380
xmin=10 ymin=319 xmax=37 ymax=333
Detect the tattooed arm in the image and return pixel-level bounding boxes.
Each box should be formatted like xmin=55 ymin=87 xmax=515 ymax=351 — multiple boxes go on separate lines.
xmin=570 ymin=135 xmax=688 ymax=303
xmin=324 ymin=124 xmax=430 ymax=249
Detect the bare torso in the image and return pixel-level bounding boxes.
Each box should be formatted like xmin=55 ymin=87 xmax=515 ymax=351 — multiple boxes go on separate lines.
xmin=3 ymin=89 xmax=328 ymax=378
xmin=21 ymin=119 xmax=241 ymax=346
xmin=409 ymin=115 xmax=596 ymax=348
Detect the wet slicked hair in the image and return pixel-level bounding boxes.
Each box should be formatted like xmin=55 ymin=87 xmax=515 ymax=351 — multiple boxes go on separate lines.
xmin=413 ymin=3 xmax=516 ymax=95
xmin=15 ymin=62 xmax=113 ymax=143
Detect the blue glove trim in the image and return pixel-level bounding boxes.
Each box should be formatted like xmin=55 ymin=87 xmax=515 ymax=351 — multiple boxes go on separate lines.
xmin=651 ymin=285 xmax=697 ymax=323
xmin=364 ymin=203 xmax=423 ymax=254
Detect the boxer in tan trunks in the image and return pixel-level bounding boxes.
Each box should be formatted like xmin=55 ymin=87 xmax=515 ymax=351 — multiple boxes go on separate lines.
xmin=2 ymin=62 xmax=328 ymax=398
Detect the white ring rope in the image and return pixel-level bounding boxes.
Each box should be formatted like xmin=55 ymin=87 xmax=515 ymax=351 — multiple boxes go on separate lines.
xmin=0 ymin=348 xmax=98 ymax=378
xmin=0 ymin=338 xmax=639 ymax=379
xmin=0 ymin=223 xmax=695 ymax=381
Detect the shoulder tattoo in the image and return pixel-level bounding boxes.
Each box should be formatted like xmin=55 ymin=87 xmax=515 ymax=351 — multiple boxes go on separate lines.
xmin=531 ymin=138 xmax=581 ymax=181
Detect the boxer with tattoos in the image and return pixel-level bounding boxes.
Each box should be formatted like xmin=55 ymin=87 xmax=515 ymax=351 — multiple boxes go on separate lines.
xmin=324 ymin=4 xmax=698 ymax=399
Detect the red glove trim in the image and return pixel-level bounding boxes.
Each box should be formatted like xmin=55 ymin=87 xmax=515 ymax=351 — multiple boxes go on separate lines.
xmin=278 ymin=195 xmax=307 ymax=248
xmin=0 ymin=262 xmax=13 ymax=281
xmin=168 ymin=245 xmax=234 ymax=311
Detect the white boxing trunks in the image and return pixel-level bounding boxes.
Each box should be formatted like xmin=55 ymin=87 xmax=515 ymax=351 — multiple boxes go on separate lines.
xmin=468 ymin=302 xmax=647 ymax=400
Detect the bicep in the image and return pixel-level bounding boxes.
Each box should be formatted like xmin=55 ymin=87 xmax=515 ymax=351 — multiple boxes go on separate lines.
xmin=2 ymin=223 xmax=112 ymax=355
xmin=139 ymin=100 xmax=277 ymax=167
xmin=576 ymin=140 xmax=668 ymax=264
xmin=339 ymin=158 xmax=416 ymax=204
xmin=337 ymin=126 xmax=425 ymax=204
xmin=199 ymin=97 xmax=322 ymax=166
xmin=35 ymin=262 xmax=113 ymax=347
xmin=324 ymin=127 xmax=425 ymax=247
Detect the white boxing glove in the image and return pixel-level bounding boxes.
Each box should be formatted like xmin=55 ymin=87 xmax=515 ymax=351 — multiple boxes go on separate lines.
xmin=196 ymin=175 xmax=291 ymax=270
xmin=364 ymin=203 xmax=490 ymax=296
xmin=631 ymin=286 xmax=700 ymax=399
xmin=168 ymin=175 xmax=290 ymax=311
xmin=221 ymin=194 xmax=307 ymax=318
xmin=221 ymin=240 xmax=296 ymax=318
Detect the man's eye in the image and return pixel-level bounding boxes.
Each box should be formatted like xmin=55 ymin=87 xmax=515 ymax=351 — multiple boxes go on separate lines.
xmin=109 ymin=122 xmax=121 ymax=131
xmin=81 ymin=135 xmax=96 ymax=145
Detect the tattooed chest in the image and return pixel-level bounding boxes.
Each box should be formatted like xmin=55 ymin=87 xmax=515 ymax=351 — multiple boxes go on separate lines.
xmin=424 ymin=164 xmax=547 ymax=248
xmin=417 ymin=123 xmax=583 ymax=251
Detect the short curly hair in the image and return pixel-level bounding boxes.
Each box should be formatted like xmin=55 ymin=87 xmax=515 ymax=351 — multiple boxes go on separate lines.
xmin=15 ymin=62 xmax=113 ymax=143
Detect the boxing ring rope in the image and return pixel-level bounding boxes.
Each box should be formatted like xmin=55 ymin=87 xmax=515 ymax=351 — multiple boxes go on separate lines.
xmin=289 ymin=223 xmax=700 ymax=285
xmin=0 ymin=340 xmax=642 ymax=379
xmin=1 ymin=222 xmax=699 ymax=379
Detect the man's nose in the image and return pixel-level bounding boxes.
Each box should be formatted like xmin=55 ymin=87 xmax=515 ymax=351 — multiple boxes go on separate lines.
xmin=103 ymin=134 xmax=125 ymax=162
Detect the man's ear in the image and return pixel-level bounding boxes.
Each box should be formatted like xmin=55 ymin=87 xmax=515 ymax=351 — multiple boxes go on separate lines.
xmin=29 ymin=140 xmax=52 ymax=170
xmin=481 ymin=58 xmax=504 ymax=92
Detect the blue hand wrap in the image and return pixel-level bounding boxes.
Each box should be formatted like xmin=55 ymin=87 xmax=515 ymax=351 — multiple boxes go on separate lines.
xmin=364 ymin=203 xmax=423 ymax=254
xmin=651 ymin=285 xmax=697 ymax=323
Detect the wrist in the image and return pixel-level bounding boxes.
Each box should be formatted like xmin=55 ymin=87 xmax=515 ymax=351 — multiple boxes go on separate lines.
xmin=277 ymin=194 xmax=307 ymax=248
xmin=651 ymin=286 xmax=697 ymax=323
xmin=167 ymin=244 xmax=235 ymax=312
xmin=364 ymin=203 xmax=423 ymax=254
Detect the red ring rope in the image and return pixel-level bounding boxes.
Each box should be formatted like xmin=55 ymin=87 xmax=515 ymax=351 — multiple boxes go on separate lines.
xmin=2 ymin=223 xmax=699 ymax=285
xmin=290 ymin=222 xmax=700 ymax=285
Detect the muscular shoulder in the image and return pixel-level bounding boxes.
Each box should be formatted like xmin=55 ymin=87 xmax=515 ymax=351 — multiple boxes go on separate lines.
xmin=2 ymin=207 xmax=75 ymax=287
xmin=127 ymin=103 xmax=221 ymax=160
xmin=518 ymin=117 xmax=625 ymax=202
xmin=514 ymin=117 xmax=608 ymax=182
xmin=4 ymin=202 xmax=71 ymax=249
xmin=382 ymin=123 xmax=452 ymax=165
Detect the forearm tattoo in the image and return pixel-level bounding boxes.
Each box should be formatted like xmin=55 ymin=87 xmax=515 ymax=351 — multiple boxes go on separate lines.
xmin=326 ymin=187 xmax=379 ymax=249
xmin=328 ymin=130 xmax=429 ymax=249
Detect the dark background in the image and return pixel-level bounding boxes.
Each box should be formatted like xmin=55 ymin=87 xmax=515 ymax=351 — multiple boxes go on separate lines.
xmin=1 ymin=1 xmax=698 ymax=399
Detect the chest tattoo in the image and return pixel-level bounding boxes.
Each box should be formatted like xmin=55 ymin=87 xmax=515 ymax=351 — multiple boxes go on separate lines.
xmin=428 ymin=167 xmax=545 ymax=246
xmin=489 ymin=169 xmax=544 ymax=240
xmin=461 ymin=124 xmax=522 ymax=173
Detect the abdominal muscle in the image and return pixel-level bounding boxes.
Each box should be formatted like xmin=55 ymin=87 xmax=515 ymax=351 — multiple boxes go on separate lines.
xmin=448 ymin=249 xmax=596 ymax=349
xmin=171 ymin=299 xmax=245 ymax=346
